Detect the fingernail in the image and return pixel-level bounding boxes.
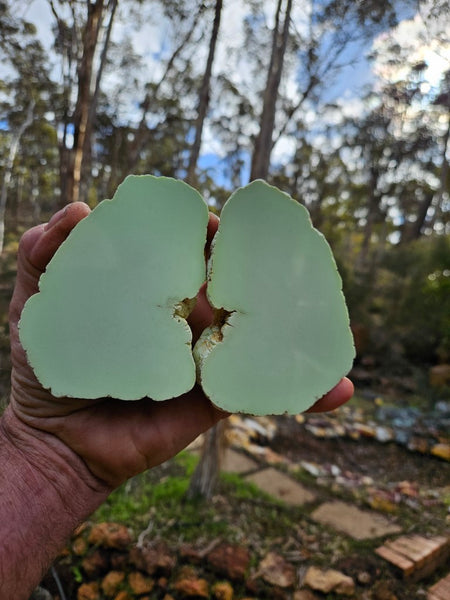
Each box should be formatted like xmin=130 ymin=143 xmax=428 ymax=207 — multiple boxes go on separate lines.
xmin=44 ymin=207 xmax=68 ymax=231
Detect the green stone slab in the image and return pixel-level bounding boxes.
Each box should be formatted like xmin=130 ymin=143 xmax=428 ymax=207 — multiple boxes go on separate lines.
xmin=19 ymin=175 xmax=209 ymax=400
xmin=194 ymin=180 xmax=355 ymax=414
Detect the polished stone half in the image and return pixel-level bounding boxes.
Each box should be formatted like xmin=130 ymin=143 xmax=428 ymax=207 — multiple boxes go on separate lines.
xmin=194 ymin=180 xmax=355 ymax=414
xmin=19 ymin=175 xmax=209 ymax=400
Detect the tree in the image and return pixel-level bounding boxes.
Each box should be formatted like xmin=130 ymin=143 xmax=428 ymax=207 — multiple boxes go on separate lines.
xmin=0 ymin=100 xmax=34 ymax=253
xmin=249 ymin=0 xmax=403 ymax=182
xmin=49 ymin=0 xmax=118 ymax=205
xmin=186 ymin=0 xmax=223 ymax=186
xmin=250 ymin=0 xmax=293 ymax=181
xmin=0 ymin=1 xmax=55 ymax=250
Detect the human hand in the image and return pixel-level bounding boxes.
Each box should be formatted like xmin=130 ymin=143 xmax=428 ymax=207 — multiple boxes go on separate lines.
xmin=6 ymin=203 xmax=353 ymax=488
xmin=1 ymin=202 xmax=353 ymax=599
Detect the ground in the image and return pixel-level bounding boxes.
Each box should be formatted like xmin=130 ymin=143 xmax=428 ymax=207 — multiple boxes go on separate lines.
xmin=1 ymin=241 xmax=449 ymax=599
xmin=34 ymin=397 xmax=449 ymax=600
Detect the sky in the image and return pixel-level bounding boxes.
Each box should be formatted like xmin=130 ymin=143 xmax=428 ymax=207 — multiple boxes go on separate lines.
xmin=12 ymin=0 xmax=449 ymax=177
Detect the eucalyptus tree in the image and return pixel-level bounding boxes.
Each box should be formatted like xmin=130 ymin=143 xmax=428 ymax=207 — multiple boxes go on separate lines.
xmin=48 ymin=0 xmax=119 ymax=205
xmin=248 ymin=0 xmax=409 ymax=183
xmin=0 ymin=1 xmax=55 ymax=251
xmin=186 ymin=0 xmax=223 ymax=187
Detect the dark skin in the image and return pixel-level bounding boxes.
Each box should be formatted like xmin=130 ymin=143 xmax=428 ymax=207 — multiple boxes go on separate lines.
xmin=0 ymin=202 xmax=353 ymax=597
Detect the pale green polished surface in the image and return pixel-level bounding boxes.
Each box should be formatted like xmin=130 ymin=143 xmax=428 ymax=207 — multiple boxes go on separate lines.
xmin=19 ymin=175 xmax=209 ymax=400
xmin=195 ymin=180 xmax=355 ymax=415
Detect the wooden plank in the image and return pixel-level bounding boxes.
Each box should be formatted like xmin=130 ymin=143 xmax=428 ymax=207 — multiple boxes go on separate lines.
xmin=386 ymin=535 xmax=448 ymax=568
xmin=386 ymin=537 xmax=429 ymax=565
xmin=377 ymin=535 xmax=450 ymax=581
xmin=375 ymin=545 xmax=415 ymax=575
xmin=427 ymin=573 xmax=450 ymax=600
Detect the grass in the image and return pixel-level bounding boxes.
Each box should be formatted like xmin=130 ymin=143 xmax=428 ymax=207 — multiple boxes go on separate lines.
xmin=91 ymin=450 xmax=321 ymax=548
xmin=92 ymin=451 xmax=276 ymax=543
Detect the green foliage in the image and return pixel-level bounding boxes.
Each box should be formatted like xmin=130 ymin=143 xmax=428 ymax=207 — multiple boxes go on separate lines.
xmin=341 ymin=235 xmax=450 ymax=368
xmin=383 ymin=236 xmax=450 ymax=363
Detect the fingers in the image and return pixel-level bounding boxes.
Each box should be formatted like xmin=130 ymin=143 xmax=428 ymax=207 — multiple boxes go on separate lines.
xmin=306 ymin=377 xmax=354 ymax=413
xmin=27 ymin=203 xmax=91 ymax=273
xmin=189 ymin=282 xmax=215 ymax=343
xmin=206 ymin=212 xmax=219 ymax=249
xmin=10 ymin=203 xmax=91 ymax=330
xmin=189 ymin=212 xmax=219 ymax=341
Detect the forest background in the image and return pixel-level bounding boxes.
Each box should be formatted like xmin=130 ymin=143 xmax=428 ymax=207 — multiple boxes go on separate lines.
xmin=0 ymin=0 xmax=449 ymax=405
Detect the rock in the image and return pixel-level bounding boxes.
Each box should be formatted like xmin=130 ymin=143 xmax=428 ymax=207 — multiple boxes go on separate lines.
xmin=357 ymin=571 xmax=372 ymax=585
xmin=30 ymin=588 xmax=52 ymax=600
xmin=173 ymin=577 xmax=209 ymax=597
xmin=368 ymin=491 xmax=397 ymax=513
xmin=303 ymin=566 xmax=355 ymax=596
xmin=294 ymin=592 xmax=321 ymax=600
xmin=114 ymin=592 xmax=132 ymax=600
xmin=207 ymin=543 xmax=250 ymax=580
xmin=128 ymin=571 xmax=154 ymax=595
xmin=300 ymin=461 xmax=325 ymax=477
xmin=179 ymin=543 xmax=204 ymax=564
xmin=395 ymin=481 xmax=419 ymax=497
xmin=375 ymin=426 xmax=394 ymax=443
xmin=407 ymin=437 xmax=429 ymax=454
xmin=77 ymin=582 xmax=100 ymax=600
xmin=212 ymin=581 xmax=234 ymax=600
xmin=130 ymin=542 xmax=176 ymax=575
xmin=110 ymin=551 xmax=128 ymax=570
xmin=88 ymin=523 xmax=132 ymax=550
xmin=82 ymin=549 xmax=110 ymax=577
xmin=431 ymin=443 xmax=450 ymax=461
xmin=72 ymin=536 xmax=88 ymax=556
xmin=429 ymin=364 xmax=450 ymax=388
xmin=101 ymin=571 xmax=125 ymax=597
xmin=257 ymin=552 xmax=296 ymax=588
xmin=353 ymin=423 xmax=376 ymax=438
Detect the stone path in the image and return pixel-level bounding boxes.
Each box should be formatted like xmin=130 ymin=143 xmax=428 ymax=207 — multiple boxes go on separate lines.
xmin=246 ymin=467 xmax=316 ymax=506
xmin=220 ymin=445 xmax=450 ymax=594
xmin=222 ymin=447 xmax=401 ymax=540
xmin=311 ymin=500 xmax=402 ymax=539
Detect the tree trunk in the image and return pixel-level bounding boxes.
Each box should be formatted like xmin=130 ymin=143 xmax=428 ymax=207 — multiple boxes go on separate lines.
xmin=250 ymin=0 xmax=293 ymax=181
xmin=186 ymin=0 xmax=223 ymax=186
xmin=80 ymin=0 xmax=118 ymax=204
xmin=127 ymin=2 xmax=206 ymax=174
xmin=401 ymin=111 xmax=450 ymax=242
xmin=66 ymin=0 xmax=105 ymax=205
xmin=357 ymin=166 xmax=380 ymax=272
xmin=0 ymin=100 xmax=34 ymax=254
xmin=187 ymin=422 xmax=226 ymax=500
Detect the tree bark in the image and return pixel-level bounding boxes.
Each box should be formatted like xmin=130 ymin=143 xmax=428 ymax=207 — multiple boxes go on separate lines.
xmin=186 ymin=0 xmax=223 ymax=186
xmin=0 ymin=100 xmax=35 ymax=254
xmin=401 ymin=110 xmax=450 ymax=242
xmin=250 ymin=0 xmax=293 ymax=181
xmin=357 ymin=165 xmax=380 ymax=271
xmin=127 ymin=2 xmax=206 ymax=174
xmin=80 ymin=0 xmax=118 ymax=203
xmin=66 ymin=0 xmax=105 ymax=205
xmin=187 ymin=422 xmax=226 ymax=500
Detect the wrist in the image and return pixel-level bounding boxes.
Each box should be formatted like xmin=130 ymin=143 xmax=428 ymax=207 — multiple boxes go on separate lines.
xmin=0 ymin=406 xmax=111 ymax=599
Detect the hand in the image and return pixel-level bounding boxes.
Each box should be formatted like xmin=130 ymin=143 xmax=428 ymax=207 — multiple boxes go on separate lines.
xmin=7 ymin=203 xmax=353 ymax=488
xmin=1 ymin=202 xmax=353 ymax=599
